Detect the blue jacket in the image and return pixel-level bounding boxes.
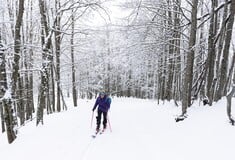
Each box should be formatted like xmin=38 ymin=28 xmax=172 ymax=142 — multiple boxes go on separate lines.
xmin=93 ymin=95 xmax=111 ymax=112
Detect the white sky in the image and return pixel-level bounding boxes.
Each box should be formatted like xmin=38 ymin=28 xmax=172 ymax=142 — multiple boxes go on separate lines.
xmin=91 ymin=0 xmax=131 ymax=26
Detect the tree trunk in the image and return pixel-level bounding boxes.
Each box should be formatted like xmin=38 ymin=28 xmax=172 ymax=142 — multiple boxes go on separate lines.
xmin=165 ymin=0 xmax=174 ymax=101
xmin=5 ymin=0 xmax=25 ymax=143
xmin=18 ymin=76 xmax=25 ymax=125
xmin=214 ymin=0 xmax=228 ymax=101
xmin=0 ymin=102 xmax=4 ymax=133
xmin=216 ymin=0 xmax=235 ymax=99
xmin=51 ymin=62 xmax=55 ymax=113
xmin=2 ymin=24 xmax=17 ymax=138
xmin=6 ymin=0 xmax=15 ymax=38
xmin=55 ymin=0 xmax=61 ymax=112
xmin=181 ymin=0 xmax=198 ymax=116
xmin=71 ymin=6 xmax=77 ymax=107
xmin=12 ymin=0 xmax=24 ymax=95
xmin=0 ymin=37 xmax=6 ymax=133
xmin=3 ymin=100 xmax=17 ymax=143
xmin=37 ymin=0 xmax=53 ymax=125
xmin=29 ymin=0 xmax=35 ymax=114
xmin=205 ymin=0 xmax=217 ymax=106
xmin=224 ymin=49 xmax=235 ymax=94
xmin=25 ymin=0 xmax=34 ymax=119
xmin=173 ymin=0 xmax=181 ymax=102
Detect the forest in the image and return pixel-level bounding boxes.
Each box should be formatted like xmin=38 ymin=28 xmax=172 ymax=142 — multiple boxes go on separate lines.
xmin=0 ymin=0 xmax=235 ymax=144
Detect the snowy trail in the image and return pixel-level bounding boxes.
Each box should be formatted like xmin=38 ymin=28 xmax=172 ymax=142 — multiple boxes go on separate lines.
xmin=83 ymin=99 xmax=176 ymax=160
xmin=1 ymin=98 xmax=235 ymax=160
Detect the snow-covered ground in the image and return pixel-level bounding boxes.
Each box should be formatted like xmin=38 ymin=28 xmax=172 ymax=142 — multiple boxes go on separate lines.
xmin=1 ymin=97 xmax=235 ymax=160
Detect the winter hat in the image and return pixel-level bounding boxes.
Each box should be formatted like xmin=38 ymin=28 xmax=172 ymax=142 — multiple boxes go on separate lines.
xmin=99 ymin=92 xmax=105 ymax=96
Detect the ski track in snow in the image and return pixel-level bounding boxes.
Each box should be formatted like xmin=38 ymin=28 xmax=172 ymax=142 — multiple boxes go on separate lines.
xmin=1 ymin=97 xmax=235 ymax=160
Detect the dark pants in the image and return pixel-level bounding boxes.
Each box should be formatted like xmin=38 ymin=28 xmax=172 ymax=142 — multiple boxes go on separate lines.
xmin=96 ymin=109 xmax=107 ymax=130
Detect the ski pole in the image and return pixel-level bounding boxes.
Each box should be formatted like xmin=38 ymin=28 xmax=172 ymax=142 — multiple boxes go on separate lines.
xmin=90 ymin=111 xmax=94 ymax=129
xmin=107 ymin=114 xmax=112 ymax=132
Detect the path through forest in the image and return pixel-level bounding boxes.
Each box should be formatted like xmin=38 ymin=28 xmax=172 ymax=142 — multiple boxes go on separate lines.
xmin=1 ymin=98 xmax=235 ymax=160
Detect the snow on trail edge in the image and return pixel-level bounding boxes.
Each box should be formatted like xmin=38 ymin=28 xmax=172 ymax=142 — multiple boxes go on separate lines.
xmin=0 ymin=97 xmax=235 ymax=160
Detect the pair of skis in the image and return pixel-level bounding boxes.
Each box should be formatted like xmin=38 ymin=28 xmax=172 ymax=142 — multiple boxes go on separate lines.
xmin=92 ymin=129 xmax=106 ymax=138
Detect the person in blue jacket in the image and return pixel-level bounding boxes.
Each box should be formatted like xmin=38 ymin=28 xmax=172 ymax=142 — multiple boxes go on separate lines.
xmin=92 ymin=92 xmax=111 ymax=132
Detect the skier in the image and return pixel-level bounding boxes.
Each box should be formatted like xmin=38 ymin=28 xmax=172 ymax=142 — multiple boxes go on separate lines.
xmin=92 ymin=92 xmax=111 ymax=133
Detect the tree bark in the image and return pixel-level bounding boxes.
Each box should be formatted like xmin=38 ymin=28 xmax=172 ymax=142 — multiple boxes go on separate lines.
xmin=12 ymin=0 xmax=24 ymax=95
xmin=0 ymin=36 xmax=6 ymax=133
xmin=165 ymin=0 xmax=174 ymax=101
xmin=1 ymin=36 xmax=17 ymax=141
xmin=55 ymin=0 xmax=61 ymax=112
xmin=37 ymin=0 xmax=53 ymax=125
xmin=181 ymin=0 xmax=198 ymax=115
xmin=205 ymin=0 xmax=217 ymax=106
xmin=214 ymin=1 xmax=228 ymax=101
xmin=173 ymin=0 xmax=182 ymax=102
xmin=4 ymin=0 xmax=25 ymax=143
xmin=25 ymin=0 xmax=34 ymax=120
xmin=71 ymin=5 xmax=77 ymax=107
xmin=216 ymin=0 xmax=235 ymax=99
xmin=3 ymin=99 xmax=17 ymax=143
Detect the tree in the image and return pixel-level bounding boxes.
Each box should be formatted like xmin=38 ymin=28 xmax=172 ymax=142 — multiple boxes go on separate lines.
xmin=2 ymin=0 xmax=25 ymax=144
xmin=70 ymin=3 xmax=78 ymax=107
xmin=0 ymin=34 xmax=6 ymax=133
xmin=37 ymin=0 xmax=53 ymax=125
xmin=55 ymin=0 xmax=62 ymax=112
xmin=181 ymin=0 xmax=198 ymax=117
xmin=216 ymin=0 xmax=235 ymax=100
xmin=205 ymin=0 xmax=218 ymax=105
